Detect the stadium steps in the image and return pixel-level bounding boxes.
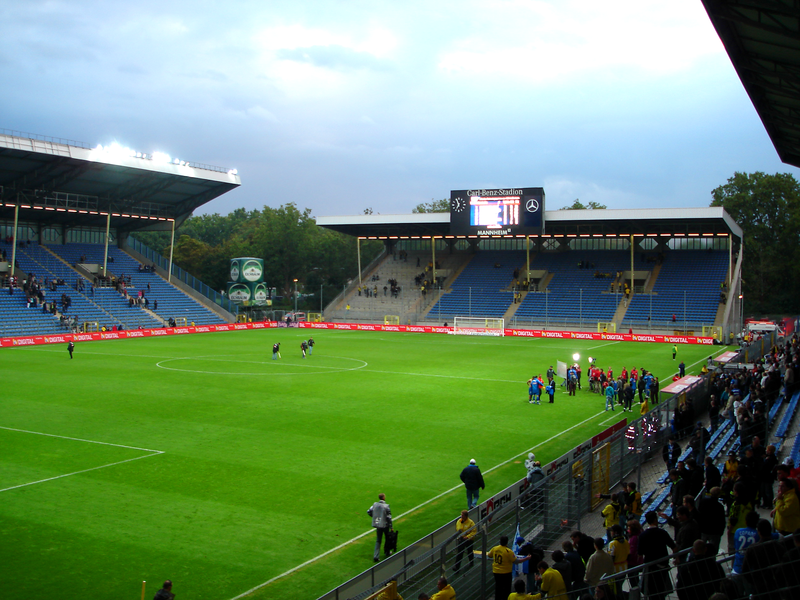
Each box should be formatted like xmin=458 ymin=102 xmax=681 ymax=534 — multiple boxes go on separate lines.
xmin=611 ymin=293 xmax=629 ymax=324
xmin=502 ymin=292 xmax=524 ymax=321
xmin=713 ymin=298 xmax=726 ymax=326
xmin=643 ymin=262 xmax=662 ymax=292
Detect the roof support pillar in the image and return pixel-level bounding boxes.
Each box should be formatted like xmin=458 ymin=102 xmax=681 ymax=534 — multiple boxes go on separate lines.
xmin=357 ymin=237 xmax=362 ymax=286
xmin=103 ymin=212 xmax=110 ymax=277
xmin=526 ymin=235 xmax=530 ymax=288
xmin=168 ymin=219 xmax=175 ymax=283
xmin=10 ymin=201 xmax=19 ymax=277
xmin=432 ymin=238 xmax=436 ymax=284
xmin=630 ymin=235 xmax=634 ymax=298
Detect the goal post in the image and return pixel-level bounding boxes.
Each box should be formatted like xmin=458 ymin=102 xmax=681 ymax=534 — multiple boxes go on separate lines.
xmin=703 ymin=325 xmax=722 ymax=340
xmin=597 ymin=322 xmax=616 ymax=333
xmin=175 ymin=317 xmax=187 ymax=327
xmin=452 ymin=316 xmax=505 ymax=336
xmin=384 ymin=315 xmax=400 ymax=325
xmin=307 ymin=312 xmax=323 ymax=323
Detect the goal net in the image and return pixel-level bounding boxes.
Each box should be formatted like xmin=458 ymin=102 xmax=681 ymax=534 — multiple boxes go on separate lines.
xmin=384 ymin=315 xmax=400 ymax=325
xmin=307 ymin=312 xmax=323 ymax=323
xmin=702 ymin=325 xmax=722 ymax=340
xmin=452 ymin=316 xmax=505 ymax=336
xmin=597 ymin=322 xmax=616 ymax=333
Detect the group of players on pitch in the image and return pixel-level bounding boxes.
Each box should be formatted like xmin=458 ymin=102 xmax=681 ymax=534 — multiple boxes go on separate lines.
xmin=527 ymin=363 xmax=659 ymax=413
xmin=271 ymin=337 xmax=315 ymax=360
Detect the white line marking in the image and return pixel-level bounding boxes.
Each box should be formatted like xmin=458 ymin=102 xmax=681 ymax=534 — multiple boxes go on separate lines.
xmin=600 ymin=413 xmax=621 ymax=425
xmin=0 ymin=426 xmax=165 ymax=493
xmin=0 ymin=426 xmax=163 ymax=453
xmin=0 ymin=452 xmax=163 ymax=493
xmin=588 ymin=341 xmax=620 ymax=350
xmin=227 ymin=409 xmax=609 ymax=600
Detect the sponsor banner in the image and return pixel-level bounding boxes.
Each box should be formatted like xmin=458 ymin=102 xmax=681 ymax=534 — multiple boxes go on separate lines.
xmin=660 ymin=375 xmax=704 ymax=395
xmin=0 ymin=321 xmax=714 ymax=349
xmin=506 ymin=328 xmax=713 ymax=345
xmin=715 ymin=351 xmax=739 ymax=363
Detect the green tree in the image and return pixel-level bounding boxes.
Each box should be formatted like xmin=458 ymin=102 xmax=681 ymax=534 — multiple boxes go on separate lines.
xmin=412 ymin=198 xmax=450 ymax=213
xmin=559 ymin=199 xmax=607 ymax=210
xmin=710 ymin=171 xmax=800 ymax=314
xmin=132 ymin=203 xmax=382 ymax=308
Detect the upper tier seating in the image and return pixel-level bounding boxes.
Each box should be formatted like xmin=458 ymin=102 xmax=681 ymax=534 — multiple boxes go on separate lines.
xmin=514 ymin=251 xmax=643 ymax=325
xmin=429 ymin=251 xmax=521 ymax=318
xmin=49 ymin=243 xmax=223 ymax=326
xmin=623 ymin=250 xmax=727 ymax=327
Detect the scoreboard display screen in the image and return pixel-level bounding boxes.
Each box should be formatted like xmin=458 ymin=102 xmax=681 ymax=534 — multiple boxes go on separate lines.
xmin=449 ymin=187 xmax=545 ymax=236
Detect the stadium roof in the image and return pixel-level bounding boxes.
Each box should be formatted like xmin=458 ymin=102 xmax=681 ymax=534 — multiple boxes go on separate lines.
xmin=702 ymin=0 xmax=800 ymax=169
xmin=316 ymin=207 xmax=743 ymax=240
xmin=0 ymin=131 xmax=241 ymax=233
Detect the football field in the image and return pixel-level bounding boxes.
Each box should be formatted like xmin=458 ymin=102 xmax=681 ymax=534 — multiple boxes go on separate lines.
xmin=0 ymin=328 xmax=713 ymax=600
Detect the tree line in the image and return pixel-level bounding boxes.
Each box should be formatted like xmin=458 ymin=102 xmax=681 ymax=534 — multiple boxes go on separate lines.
xmin=134 ymin=204 xmax=382 ymax=303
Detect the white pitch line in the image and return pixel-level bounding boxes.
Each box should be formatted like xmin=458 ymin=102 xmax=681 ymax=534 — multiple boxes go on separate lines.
xmin=0 ymin=452 xmax=163 ymax=493
xmin=227 ymin=408 xmax=610 ymax=600
xmin=0 ymin=426 xmax=164 ymax=453
xmin=600 ymin=413 xmax=622 ymax=425
xmin=587 ymin=341 xmax=621 ymax=350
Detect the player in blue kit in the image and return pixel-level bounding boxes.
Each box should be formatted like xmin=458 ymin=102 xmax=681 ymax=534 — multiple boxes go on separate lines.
xmin=528 ymin=375 xmax=544 ymax=404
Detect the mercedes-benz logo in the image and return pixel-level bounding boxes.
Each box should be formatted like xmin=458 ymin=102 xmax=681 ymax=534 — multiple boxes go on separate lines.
xmin=525 ymin=198 xmax=540 ymax=212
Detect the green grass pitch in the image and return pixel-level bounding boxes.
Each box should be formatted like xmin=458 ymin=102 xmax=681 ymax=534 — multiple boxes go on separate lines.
xmin=0 ymin=329 xmax=713 ymax=600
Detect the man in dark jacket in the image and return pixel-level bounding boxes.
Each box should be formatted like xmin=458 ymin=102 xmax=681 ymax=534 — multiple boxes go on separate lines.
xmin=460 ymin=459 xmax=485 ymax=509
xmin=668 ymin=469 xmax=689 ymax=513
xmin=704 ymin=456 xmax=722 ymax=491
xmin=698 ymin=487 xmax=726 ymax=557
xmin=154 ymin=581 xmax=175 ymax=600
xmin=663 ymin=438 xmax=682 ymax=471
xmin=676 ymin=540 xmax=724 ymax=600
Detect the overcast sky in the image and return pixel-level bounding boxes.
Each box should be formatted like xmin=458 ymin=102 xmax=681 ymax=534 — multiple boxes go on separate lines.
xmin=1 ymin=0 xmax=797 ymax=218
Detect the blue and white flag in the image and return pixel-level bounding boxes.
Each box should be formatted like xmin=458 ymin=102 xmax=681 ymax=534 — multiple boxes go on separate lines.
xmin=512 ymin=522 xmax=522 ymax=578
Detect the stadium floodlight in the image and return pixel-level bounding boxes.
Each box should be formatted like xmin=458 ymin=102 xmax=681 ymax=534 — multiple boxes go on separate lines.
xmin=573 ymin=353 xmax=580 ymax=361
xmin=152 ymin=151 xmax=171 ymax=164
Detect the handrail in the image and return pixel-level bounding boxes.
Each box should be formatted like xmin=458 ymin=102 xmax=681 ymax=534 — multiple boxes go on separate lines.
xmin=127 ymin=237 xmax=239 ymax=315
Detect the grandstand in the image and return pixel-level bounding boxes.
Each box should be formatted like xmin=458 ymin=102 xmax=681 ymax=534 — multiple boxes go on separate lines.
xmin=623 ymin=250 xmax=729 ymax=330
xmin=318 ymin=208 xmax=742 ymax=336
xmin=0 ymin=130 xmax=240 ymax=336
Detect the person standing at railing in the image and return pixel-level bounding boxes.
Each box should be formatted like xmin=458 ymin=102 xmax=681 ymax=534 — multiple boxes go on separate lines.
xmin=487 ymin=535 xmax=530 ymax=600
xmin=453 ymin=510 xmax=475 ymax=573
xmin=637 ymin=511 xmax=676 ymax=600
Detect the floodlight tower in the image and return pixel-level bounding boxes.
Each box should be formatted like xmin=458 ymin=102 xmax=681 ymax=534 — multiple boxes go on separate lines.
xmin=293 ymin=279 xmax=298 ymax=315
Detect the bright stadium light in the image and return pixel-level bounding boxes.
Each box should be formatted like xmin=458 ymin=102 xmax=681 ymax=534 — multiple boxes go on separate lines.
xmin=152 ymin=151 xmax=171 ymax=164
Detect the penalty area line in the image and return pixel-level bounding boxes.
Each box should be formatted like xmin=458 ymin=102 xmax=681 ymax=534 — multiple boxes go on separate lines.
xmin=227 ymin=409 xmax=609 ymax=600
xmin=0 ymin=451 xmax=163 ymax=493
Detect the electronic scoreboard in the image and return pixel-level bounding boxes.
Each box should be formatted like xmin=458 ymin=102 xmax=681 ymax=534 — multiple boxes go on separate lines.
xmin=449 ymin=187 xmax=544 ymax=236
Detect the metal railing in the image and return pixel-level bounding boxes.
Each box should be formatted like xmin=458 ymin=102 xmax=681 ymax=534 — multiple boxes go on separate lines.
xmin=127 ymin=237 xmax=239 ymax=315
xmin=316 ymin=360 xmax=758 ymax=600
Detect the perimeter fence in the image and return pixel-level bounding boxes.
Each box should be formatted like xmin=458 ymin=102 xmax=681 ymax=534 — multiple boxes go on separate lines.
xmin=317 ymin=339 xmax=778 ymax=600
